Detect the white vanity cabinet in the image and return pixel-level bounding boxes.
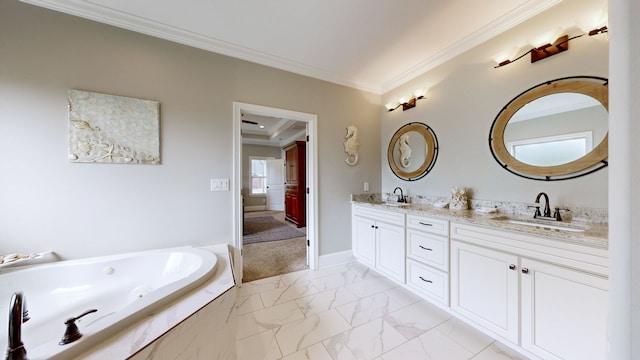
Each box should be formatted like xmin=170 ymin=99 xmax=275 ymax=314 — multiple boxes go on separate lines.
xmin=405 ymin=214 xmax=450 ymax=305
xmin=450 ymin=222 xmax=609 ymax=360
xmin=520 ymin=258 xmax=608 ymax=360
xmin=352 ymin=205 xmax=405 ymax=283
xmin=450 ymin=240 xmax=519 ymax=343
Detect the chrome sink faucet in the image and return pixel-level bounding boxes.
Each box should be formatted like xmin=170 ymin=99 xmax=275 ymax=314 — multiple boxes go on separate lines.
xmin=393 ymin=187 xmax=406 ymax=203
xmin=6 ymin=292 xmax=28 ymax=360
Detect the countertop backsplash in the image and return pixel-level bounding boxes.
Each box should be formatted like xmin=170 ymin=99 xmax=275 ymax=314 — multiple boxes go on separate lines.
xmin=351 ymin=193 xmax=608 ymax=224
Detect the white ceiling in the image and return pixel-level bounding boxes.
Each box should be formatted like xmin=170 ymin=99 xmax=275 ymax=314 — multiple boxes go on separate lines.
xmin=21 ymin=0 xmax=563 ymax=94
xmin=241 ymin=113 xmax=306 ymax=147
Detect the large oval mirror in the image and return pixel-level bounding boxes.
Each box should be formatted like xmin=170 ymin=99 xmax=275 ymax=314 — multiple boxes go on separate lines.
xmin=388 ymin=122 xmax=438 ymax=181
xmin=490 ymin=76 xmax=608 ymax=181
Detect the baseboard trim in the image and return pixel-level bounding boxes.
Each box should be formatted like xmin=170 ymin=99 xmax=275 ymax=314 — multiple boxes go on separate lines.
xmin=318 ymin=250 xmax=355 ymax=269
xmin=244 ymin=205 xmax=267 ymax=212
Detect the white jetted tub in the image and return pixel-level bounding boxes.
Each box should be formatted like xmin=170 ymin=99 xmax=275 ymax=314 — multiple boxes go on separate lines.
xmin=0 ymin=247 xmax=217 ymax=360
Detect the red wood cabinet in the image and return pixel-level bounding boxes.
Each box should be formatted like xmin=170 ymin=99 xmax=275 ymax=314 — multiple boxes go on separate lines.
xmin=283 ymin=141 xmax=306 ymax=227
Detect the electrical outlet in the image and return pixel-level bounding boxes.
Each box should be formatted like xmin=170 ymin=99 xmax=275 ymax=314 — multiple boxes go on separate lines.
xmin=364 ymin=182 xmax=369 ymax=192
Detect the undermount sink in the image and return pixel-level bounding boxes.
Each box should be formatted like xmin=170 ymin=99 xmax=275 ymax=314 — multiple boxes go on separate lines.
xmin=492 ymin=216 xmax=588 ymax=233
xmin=384 ymin=201 xmax=411 ymax=207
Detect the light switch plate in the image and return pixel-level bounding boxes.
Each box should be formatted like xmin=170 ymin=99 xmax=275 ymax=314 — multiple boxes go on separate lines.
xmin=210 ymin=178 xmax=230 ymax=191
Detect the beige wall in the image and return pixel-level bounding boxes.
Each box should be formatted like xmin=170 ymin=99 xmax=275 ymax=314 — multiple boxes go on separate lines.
xmin=0 ymin=1 xmax=381 ymax=259
xmin=382 ymin=0 xmax=609 ymax=209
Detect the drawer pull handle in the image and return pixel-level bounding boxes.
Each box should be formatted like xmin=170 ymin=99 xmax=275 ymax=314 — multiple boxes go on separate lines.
xmin=419 ymin=276 xmax=433 ymax=283
xmin=419 ymin=245 xmax=433 ymax=251
xmin=418 ymin=222 xmax=433 ymax=227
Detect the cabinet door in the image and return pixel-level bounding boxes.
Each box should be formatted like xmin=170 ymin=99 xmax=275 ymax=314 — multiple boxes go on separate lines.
xmin=521 ymin=258 xmax=608 ymax=360
xmin=376 ymin=222 xmax=405 ymax=283
xmin=451 ymin=240 xmax=519 ymax=343
xmin=352 ymin=216 xmax=376 ymax=268
xmin=285 ymin=147 xmax=298 ymax=184
xmin=285 ymin=192 xmax=295 ymax=220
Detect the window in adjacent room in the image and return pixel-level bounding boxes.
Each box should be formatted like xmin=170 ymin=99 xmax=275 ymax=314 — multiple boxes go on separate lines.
xmin=250 ymin=157 xmax=272 ymax=195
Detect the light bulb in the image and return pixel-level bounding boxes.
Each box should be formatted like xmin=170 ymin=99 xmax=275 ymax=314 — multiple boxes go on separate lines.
xmin=413 ymin=88 xmax=427 ymax=98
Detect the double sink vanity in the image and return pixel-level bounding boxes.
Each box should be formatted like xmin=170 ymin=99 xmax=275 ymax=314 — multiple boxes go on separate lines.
xmin=351 ymin=196 xmax=608 ymax=360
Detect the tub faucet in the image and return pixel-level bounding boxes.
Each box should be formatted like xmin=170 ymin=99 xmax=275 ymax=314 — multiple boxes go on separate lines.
xmin=393 ymin=187 xmax=406 ymax=203
xmin=6 ymin=292 xmax=28 ymax=360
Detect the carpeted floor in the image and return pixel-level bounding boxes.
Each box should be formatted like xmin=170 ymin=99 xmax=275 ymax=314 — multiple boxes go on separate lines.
xmin=243 ymin=216 xmax=306 ymax=244
xmin=242 ymin=210 xmax=308 ymax=282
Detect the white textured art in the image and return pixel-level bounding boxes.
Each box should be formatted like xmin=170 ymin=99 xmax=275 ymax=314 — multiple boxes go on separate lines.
xmin=68 ymin=90 xmax=160 ymax=164
xmin=343 ymin=125 xmax=360 ymax=166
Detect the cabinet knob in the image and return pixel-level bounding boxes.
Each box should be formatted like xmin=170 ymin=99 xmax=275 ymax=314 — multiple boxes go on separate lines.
xmin=419 ymin=276 xmax=433 ymax=283
xmin=509 ymin=264 xmax=516 ymax=270
xmin=371 ymin=225 xmax=375 ymax=228
xmin=521 ymin=268 xmax=529 ymax=274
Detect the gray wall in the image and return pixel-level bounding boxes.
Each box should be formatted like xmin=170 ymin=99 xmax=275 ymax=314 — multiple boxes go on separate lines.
xmin=0 ymin=1 xmax=382 ymax=259
xmin=381 ymin=0 xmax=609 ymax=209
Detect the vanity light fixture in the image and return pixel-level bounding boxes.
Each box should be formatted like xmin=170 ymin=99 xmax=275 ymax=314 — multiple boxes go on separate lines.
xmin=385 ymin=88 xmax=427 ymax=112
xmin=494 ymin=26 xmax=608 ymax=68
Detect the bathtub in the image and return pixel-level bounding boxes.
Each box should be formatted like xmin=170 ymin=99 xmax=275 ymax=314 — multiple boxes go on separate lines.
xmin=0 ymin=246 xmax=217 ymax=360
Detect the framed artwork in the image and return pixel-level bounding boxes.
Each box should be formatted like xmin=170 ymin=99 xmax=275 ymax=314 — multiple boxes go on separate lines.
xmin=68 ymin=89 xmax=160 ymax=164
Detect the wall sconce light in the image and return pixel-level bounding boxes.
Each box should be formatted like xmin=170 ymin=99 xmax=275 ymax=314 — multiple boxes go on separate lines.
xmin=494 ymin=26 xmax=608 ymax=68
xmin=385 ymin=88 xmax=427 ymax=112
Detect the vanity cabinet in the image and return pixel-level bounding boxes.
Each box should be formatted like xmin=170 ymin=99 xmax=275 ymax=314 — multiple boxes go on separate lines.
xmin=450 ymin=240 xmax=519 ymax=343
xmin=405 ymin=214 xmax=450 ymax=305
xmin=450 ymin=222 xmax=609 ymax=360
xmin=352 ymin=205 xmax=405 ymax=283
xmin=283 ymin=141 xmax=306 ymax=227
xmin=520 ymin=258 xmax=608 ymax=360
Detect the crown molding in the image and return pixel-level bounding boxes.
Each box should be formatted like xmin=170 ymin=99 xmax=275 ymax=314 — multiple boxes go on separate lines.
xmin=22 ymin=0 xmax=561 ymax=95
xmin=380 ymin=0 xmax=562 ymax=93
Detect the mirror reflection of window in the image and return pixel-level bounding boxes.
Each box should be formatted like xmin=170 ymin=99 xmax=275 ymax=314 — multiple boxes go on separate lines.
xmin=504 ymin=93 xmax=607 ymax=167
xmin=508 ymin=131 xmax=593 ymax=166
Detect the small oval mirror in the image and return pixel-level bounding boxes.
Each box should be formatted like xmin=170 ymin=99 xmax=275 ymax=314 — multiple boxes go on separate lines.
xmin=388 ymin=122 xmax=438 ymax=181
xmin=490 ymin=76 xmax=608 ymax=181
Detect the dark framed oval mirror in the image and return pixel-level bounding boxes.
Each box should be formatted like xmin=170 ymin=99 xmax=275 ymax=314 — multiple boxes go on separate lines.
xmin=388 ymin=122 xmax=439 ymax=181
xmin=489 ymin=76 xmax=608 ymax=181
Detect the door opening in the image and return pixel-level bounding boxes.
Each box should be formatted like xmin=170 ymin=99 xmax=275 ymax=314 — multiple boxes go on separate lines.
xmin=233 ymin=102 xmax=318 ymax=283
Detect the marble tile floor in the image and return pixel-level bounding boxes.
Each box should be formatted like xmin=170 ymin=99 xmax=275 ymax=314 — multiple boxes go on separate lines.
xmin=235 ymin=262 xmax=529 ymax=360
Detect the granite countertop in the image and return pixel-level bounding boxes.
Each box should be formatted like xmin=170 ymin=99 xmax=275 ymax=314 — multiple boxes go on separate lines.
xmin=352 ymin=200 xmax=608 ymax=249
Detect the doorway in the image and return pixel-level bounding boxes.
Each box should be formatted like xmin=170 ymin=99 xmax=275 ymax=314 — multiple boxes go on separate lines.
xmin=233 ymin=102 xmax=318 ymax=283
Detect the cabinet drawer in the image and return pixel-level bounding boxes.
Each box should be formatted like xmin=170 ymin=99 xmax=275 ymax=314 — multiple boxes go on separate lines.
xmin=406 ymin=259 xmax=449 ymax=305
xmin=406 ymin=214 xmax=448 ymax=236
xmin=352 ymin=205 xmax=405 ymax=226
xmin=407 ymin=229 xmax=448 ymax=271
